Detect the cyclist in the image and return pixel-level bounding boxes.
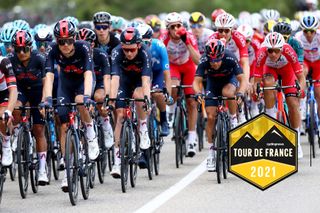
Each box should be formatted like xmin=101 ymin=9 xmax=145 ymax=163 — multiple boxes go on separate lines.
xmin=93 ymin=11 xmax=120 ymax=56
xmin=162 ymin=12 xmax=200 ymax=157
xmin=137 ymin=24 xmax=172 ymax=136
xmin=146 ymin=16 xmax=164 ymax=39
xmin=42 ymin=19 xmax=99 ymax=191
xmin=193 ymin=38 xmax=247 ymax=171
xmin=108 ymin=27 xmax=152 ymax=177
xmin=254 ymin=32 xmax=306 ymax=159
xmin=189 ymin=12 xmax=214 ymax=55
xmin=111 ymin=16 xmax=127 ymax=38
xmin=34 ymin=27 xmax=53 ymax=54
xmin=76 ymin=28 xmax=113 ymax=149
xmin=9 ymin=30 xmax=49 ymax=185
xmin=0 ymin=26 xmax=18 ymax=56
xmin=295 ymin=14 xmax=320 ymax=127
xmin=210 ymin=8 xmax=226 ymax=31
xmin=0 ymin=56 xmax=17 ymax=166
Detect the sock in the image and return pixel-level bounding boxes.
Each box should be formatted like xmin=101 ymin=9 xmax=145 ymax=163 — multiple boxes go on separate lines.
xmin=294 ymin=127 xmax=301 ymax=146
xmin=3 ymin=136 xmax=10 ymax=148
xmin=39 ymin=152 xmax=47 ymax=172
xmin=114 ymin=147 xmax=120 ymax=165
xmin=100 ymin=116 xmax=112 ymax=131
xmin=230 ymin=114 xmax=237 ymax=124
xmin=208 ymin=143 xmax=214 ymax=157
xmin=266 ymin=107 xmax=276 ymax=119
xmin=188 ymin=131 xmax=196 ymax=143
xmin=140 ymin=119 xmax=148 ymax=131
xmin=160 ymin=111 xmax=167 ymax=123
xmin=85 ymin=121 xmax=95 ymax=140
xmin=169 ymin=103 xmax=176 ymax=114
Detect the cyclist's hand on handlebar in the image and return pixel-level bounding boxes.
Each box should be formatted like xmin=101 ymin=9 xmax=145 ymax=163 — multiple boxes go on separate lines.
xmin=166 ymin=96 xmax=174 ymax=105
xmin=236 ymin=92 xmax=244 ymax=105
xmin=143 ymin=95 xmax=151 ymax=113
xmin=2 ymin=110 xmax=13 ymax=126
xmin=195 ymin=93 xmax=204 ymax=104
xmin=83 ymin=95 xmax=96 ymax=111
xmin=39 ymin=96 xmax=53 ymax=117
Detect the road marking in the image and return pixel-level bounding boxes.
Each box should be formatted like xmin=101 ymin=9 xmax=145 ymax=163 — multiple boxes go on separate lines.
xmin=134 ymin=159 xmax=206 ymax=213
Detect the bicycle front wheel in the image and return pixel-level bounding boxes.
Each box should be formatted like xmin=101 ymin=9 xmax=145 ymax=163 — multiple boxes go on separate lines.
xmin=17 ymin=129 xmax=30 ymax=199
xmin=174 ymin=107 xmax=182 ymax=168
xmin=65 ymin=130 xmax=79 ymax=206
xmin=120 ymin=122 xmax=130 ymax=193
xmin=79 ymin=134 xmax=90 ymax=200
xmin=215 ymin=114 xmax=223 ymax=184
xmin=308 ymin=102 xmax=316 ymax=158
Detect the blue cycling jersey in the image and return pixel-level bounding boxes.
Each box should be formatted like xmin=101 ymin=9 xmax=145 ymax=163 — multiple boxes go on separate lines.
xmin=150 ymin=39 xmax=170 ymax=73
xmin=0 ymin=43 xmax=7 ymax=56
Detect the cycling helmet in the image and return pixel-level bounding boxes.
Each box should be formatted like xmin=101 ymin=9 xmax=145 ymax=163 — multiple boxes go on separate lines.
xmin=53 ymin=19 xmax=76 ymax=38
xmin=273 ymin=22 xmax=292 ymax=35
xmin=34 ymin=27 xmax=53 ymax=42
xmin=33 ymin=24 xmax=48 ymax=34
xmin=261 ymin=9 xmax=280 ymax=21
xmin=237 ymin=24 xmax=254 ymax=40
xmin=12 ymin=30 xmax=33 ymax=47
xmin=250 ymin=13 xmax=263 ymax=30
xmin=146 ymin=16 xmax=162 ymax=32
xmin=278 ymin=17 xmax=291 ymax=24
xmin=215 ymin=13 xmax=236 ymax=28
xmin=211 ymin=8 xmax=226 ymax=22
xmin=189 ymin=12 xmax=205 ymax=25
xmin=120 ymin=27 xmax=141 ymax=44
xmin=290 ymin=20 xmax=301 ymax=32
xmin=205 ymin=38 xmax=226 ymax=59
xmin=78 ymin=21 xmax=94 ymax=30
xmin=76 ymin=28 xmax=96 ymax=43
xmin=300 ymin=14 xmax=319 ymax=30
xmin=263 ymin=32 xmax=285 ymax=49
xmin=64 ymin=16 xmax=79 ymax=27
xmin=112 ymin=16 xmax=127 ymax=32
xmin=165 ymin=12 xmax=183 ymax=28
xmin=0 ymin=27 xmax=19 ymax=43
xmin=12 ymin=19 xmax=30 ymax=31
xmin=136 ymin=24 xmax=153 ymax=39
xmin=264 ymin=20 xmax=277 ymax=33
xmin=93 ymin=11 xmax=111 ymax=24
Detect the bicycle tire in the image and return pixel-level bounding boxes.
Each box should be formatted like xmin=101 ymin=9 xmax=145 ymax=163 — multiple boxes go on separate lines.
xmin=146 ymin=148 xmax=153 ymax=180
xmin=9 ymin=152 xmax=17 ymax=181
xmin=215 ymin=114 xmax=223 ymax=184
xmin=30 ymin=138 xmax=39 ymax=193
xmin=97 ymin=126 xmax=107 ymax=184
xmin=0 ymin=168 xmax=4 ymax=204
xmin=308 ymin=102 xmax=316 ymax=158
xmin=107 ymin=147 xmax=114 ymax=172
xmin=79 ymin=134 xmax=90 ymax=200
xmin=17 ymin=129 xmax=30 ymax=199
xmin=89 ymin=162 xmax=96 ymax=189
xmin=196 ymin=112 xmax=204 ymax=152
xmin=174 ymin=107 xmax=182 ymax=168
xmin=65 ymin=130 xmax=79 ymax=206
xmin=52 ymin=149 xmax=61 ymax=180
xmin=130 ymin=127 xmax=139 ymax=188
xmin=44 ymin=125 xmax=52 ymax=184
xmin=222 ymin=114 xmax=229 ymax=179
xmin=154 ymin=127 xmax=161 ymax=176
xmin=180 ymin=109 xmax=186 ymax=163
xmin=120 ymin=122 xmax=129 ymax=193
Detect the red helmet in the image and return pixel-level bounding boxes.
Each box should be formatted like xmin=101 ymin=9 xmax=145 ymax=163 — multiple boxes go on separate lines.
xmin=11 ymin=30 xmax=33 ymax=47
xmin=205 ymin=38 xmax=226 ymax=60
xmin=211 ymin=8 xmax=226 ymax=22
xmin=53 ymin=19 xmax=76 ymax=38
xmin=76 ymin=28 xmax=96 ymax=43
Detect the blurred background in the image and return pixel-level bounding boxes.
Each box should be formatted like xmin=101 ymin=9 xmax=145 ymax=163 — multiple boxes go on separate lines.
xmin=0 ymin=0 xmax=318 ymax=26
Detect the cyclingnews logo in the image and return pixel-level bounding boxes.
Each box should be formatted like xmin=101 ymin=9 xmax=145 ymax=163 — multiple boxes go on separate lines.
xmin=228 ymin=113 xmax=298 ymax=190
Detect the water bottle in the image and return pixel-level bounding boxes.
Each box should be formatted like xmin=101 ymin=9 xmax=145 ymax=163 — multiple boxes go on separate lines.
xmin=49 ymin=121 xmax=56 ymax=144
xmin=29 ymin=133 xmax=33 ymax=155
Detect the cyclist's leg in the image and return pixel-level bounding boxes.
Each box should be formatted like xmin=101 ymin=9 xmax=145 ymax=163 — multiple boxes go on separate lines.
xmin=0 ymin=91 xmax=12 ymax=166
xmin=222 ymin=78 xmax=238 ymax=127
xmin=262 ymin=66 xmax=277 ymax=118
xmin=310 ymin=60 xmax=320 ymax=120
xmin=168 ymin=63 xmax=180 ymax=126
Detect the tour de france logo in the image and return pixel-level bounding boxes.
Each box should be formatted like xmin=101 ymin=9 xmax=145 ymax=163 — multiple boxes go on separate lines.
xmin=228 ymin=113 xmax=298 ymax=191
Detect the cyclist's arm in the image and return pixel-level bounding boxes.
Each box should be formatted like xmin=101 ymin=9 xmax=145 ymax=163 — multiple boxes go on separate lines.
xmin=193 ymin=76 xmax=203 ymax=94
xmin=237 ymin=73 xmax=247 ymax=94
xmin=7 ymin=86 xmax=17 ymax=113
xmin=43 ymin=48 xmax=55 ymax=98
xmin=193 ymin=56 xmax=207 ymax=93
xmin=187 ymin=33 xmax=200 ymax=65
xmin=240 ymin=57 xmax=250 ymax=83
xmin=296 ymin=72 xmax=306 ymax=92
xmin=2 ymin=58 xmax=18 ymax=112
xmin=83 ymin=42 xmax=94 ymax=96
xmin=141 ymin=47 xmax=152 ymax=99
xmin=84 ymin=71 xmax=93 ymax=96
xmin=100 ymin=50 xmax=111 ymax=96
xmin=110 ymin=47 xmax=121 ymax=100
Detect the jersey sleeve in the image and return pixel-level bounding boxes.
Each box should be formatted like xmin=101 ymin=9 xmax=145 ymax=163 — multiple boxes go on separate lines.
xmin=81 ymin=42 xmax=94 ymax=72
xmin=283 ymin=44 xmax=303 ymax=74
xmin=253 ymin=47 xmax=268 ymax=78
xmin=1 ymin=57 xmax=17 ymax=88
xmin=111 ymin=46 xmax=122 ymax=76
xmin=141 ymin=46 xmax=152 ymax=77
xmin=195 ymin=55 xmax=208 ymax=77
xmin=45 ymin=46 xmax=55 ymax=74
xmin=99 ymin=51 xmax=111 ymax=76
xmin=157 ymin=40 xmax=170 ymax=71
xmin=232 ymin=31 xmax=249 ymax=58
xmin=37 ymin=52 xmax=47 ymax=78
xmin=291 ymin=38 xmax=304 ymax=63
xmin=188 ymin=32 xmax=199 ymax=52
xmin=227 ymin=54 xmax=243 ymax=75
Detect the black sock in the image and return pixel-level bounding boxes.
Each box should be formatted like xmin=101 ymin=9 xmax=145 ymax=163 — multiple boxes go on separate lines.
xmin=160 ymin=111 xmax=167 ymax=123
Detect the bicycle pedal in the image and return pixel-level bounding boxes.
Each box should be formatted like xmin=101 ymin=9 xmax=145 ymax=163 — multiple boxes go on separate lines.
xmin=61 ymin=186 xmax=69 ymax=193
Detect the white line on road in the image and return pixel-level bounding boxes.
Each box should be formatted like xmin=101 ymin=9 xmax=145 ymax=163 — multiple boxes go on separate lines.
xmin=134 ymin=159 xmax=207 ymax=213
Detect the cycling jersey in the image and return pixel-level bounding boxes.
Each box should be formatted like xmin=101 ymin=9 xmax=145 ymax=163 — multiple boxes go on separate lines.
xmin=210 ymin=30 xmax=249 ymax=61
xmin=111 ymin=43 xmax=152 ymax=108
xmin=196 ymin=50 xmax=243 ymax=106
xmin=295 ymin=30 xmax=320 ymax=62
xmin=93 ymin=48 xmax=110 ymax=90
xmin=193 ymin=28 xmax=214 ymax=55
xmin=287 ymin=36 xmax=304 ymax=63
xmin=150 ymin=39 xmax=170 ymax=89
xmin=94 ymin=32 xmax=120 ymax=56
xmin=0 ymin=56 xmax=16 ymax=92
xmin=0 ymin=44 xmax=7 ymax=56
xmin=249 ymin=38 xmax=261 ymax=78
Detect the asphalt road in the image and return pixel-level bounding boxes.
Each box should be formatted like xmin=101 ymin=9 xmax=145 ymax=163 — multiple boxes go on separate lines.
xmin=1 ymin=133 xmax=320 ymax=213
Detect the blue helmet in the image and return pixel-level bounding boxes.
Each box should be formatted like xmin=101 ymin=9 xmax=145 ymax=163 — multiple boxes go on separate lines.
xmin=300 ymin=14 xmax=319 ymax=30
xmin=64 ymin=16 xmax=79 ymax=27
xmin=33 ymin=24 xmax=48 ymax=34
xmin=12 ymin=19 xmax=30 ymax=31
xmin=0 ymin=27 xmax=19 ymax=43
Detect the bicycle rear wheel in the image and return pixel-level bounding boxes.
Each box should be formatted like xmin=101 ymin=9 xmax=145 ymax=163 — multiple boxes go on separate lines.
xmin=0 ymin=167 xmax=4 ymax=204
xmin=197 ymin=112 xmax=205 ymax=152
xmin=30 ymin=138 xmax=39 ymax=193
xmin=65 ymin=130 xmax=79 ymax=206
xmin=52 ymin=148 xmax=61 ymax=180
xmin=174 ymin=107 xmax=182 ymax=168
xmin=215 ymin=114 xmax=223 ymax=184
xmin=9 ymin=151 xmax=17 ymax=181
xmin=308 ymin=102 xmax=316 ymax=158
xmin=97 ymin=126 xmax=107 ymax=184
xmin=130 ymin=127 xmax=139 ymax=188
xmin=79 ymin=135 xmax=90 ymax=200
xmin=120 ymin=122 xmax=130 ymax=193
xmin=17 ymin=129 xmax=30 ymax=199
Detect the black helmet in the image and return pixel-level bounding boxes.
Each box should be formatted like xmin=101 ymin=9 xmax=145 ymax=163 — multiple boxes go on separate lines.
xmin=76 ymin=28 xmax=96 ymax=43
xmin=11 ymin=30 xmax=33 ymax=47
xmin=93 ymin=12 xmax=111 ymax=24
xmin=53 ymin=19 xmax=76 ymax=38
xmin=34 ymin=28 xmax=53 ymax=42
xmin=120 ymin=27 xmax=141 ymax=45
xmin=273 ymin=22 xmax=292 ymax=35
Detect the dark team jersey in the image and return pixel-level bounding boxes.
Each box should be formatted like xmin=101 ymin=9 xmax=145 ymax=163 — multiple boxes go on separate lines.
xmin=196 ymin=50 xmax=243 ymax=81
xmin=111 ymin=43 xmax=152 ymax=83
xmin=9 ymin=50 xmax=45 ymax=89
xmin=0 ymin=56 xmax=17 ymax=91
xmin=45 ymin=40 xmax=93 ymax=79
xmin=93 ymin=48 xmax=110 ymax=82
xmin=95 ymin=32 xmax=120 ymax=56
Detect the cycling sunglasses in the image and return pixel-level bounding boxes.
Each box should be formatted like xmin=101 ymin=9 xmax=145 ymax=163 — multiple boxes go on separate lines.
xmin=218 ymin=28 xmax=231 ymax=34
xmin=122 ymin=47 xmax=138 ymax=53
xmin=169 ymin=24 xmax=182 ymax=30
xmin=14 ymin=46 xmax=31 ymax=53
xmin=209 ymin=57 xmax=222 ymax=63
xmin=303 ymin=29 xmax=315 ymax=34
xmin=95 ymin=25 xmax=110 ymax=30
xmin=36 ymin=41 xmax=49 ymax=48
xmin=3 ymin=42 xmax=12 ymax=48
xmin=142 ymin=39 xmax=151 ymax=46
xmin=267 ymin=48 xmax=281 ymax=54
xmin=190 ymin=23 xmax=203 ymax=29
xmin=57 ymin=38 xmax=75 ymax=46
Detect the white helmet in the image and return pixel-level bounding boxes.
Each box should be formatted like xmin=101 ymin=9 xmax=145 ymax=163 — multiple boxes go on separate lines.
xmin=165 ymin=12 xmax=183 ymax=28
xmin=250 ymin=13 xmax=263 ymax=30
xmin=261 ymin=9 xmax=280 ymax=21
xmin=263 ymin=32 xmax=285 ymax=49
xmin=290 ymin=20 xmax=300 ymax=32
xmin=237 ymin=24 xmax=254 ymax=40
xmin=300 ymin=14 xmax=319 ymax=30
xmin=215 ymin=13 xmax=236 ymax=28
